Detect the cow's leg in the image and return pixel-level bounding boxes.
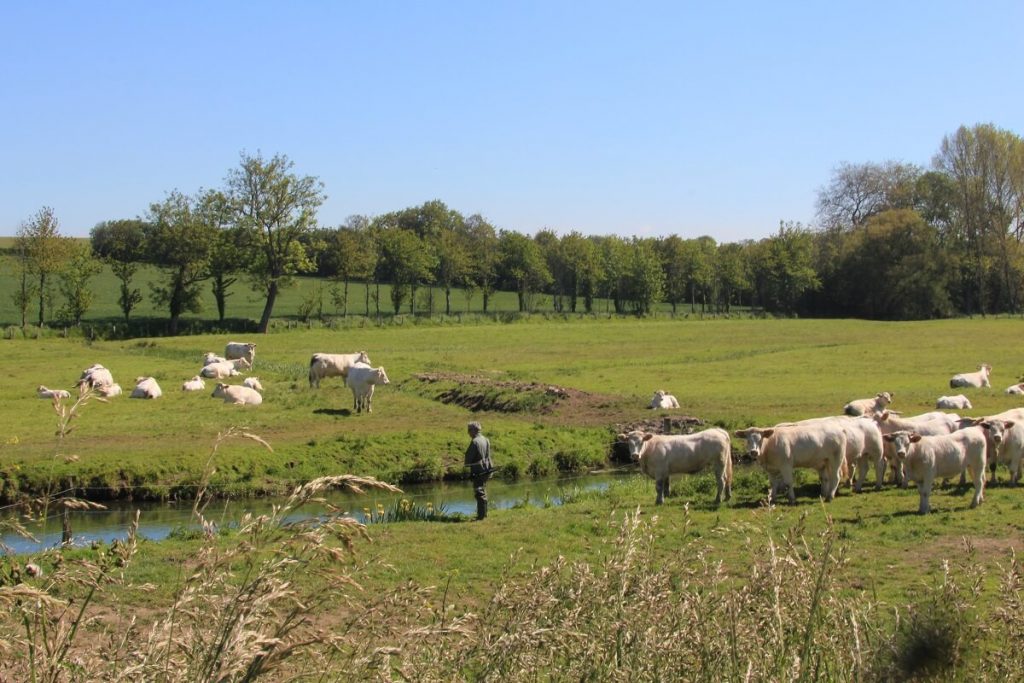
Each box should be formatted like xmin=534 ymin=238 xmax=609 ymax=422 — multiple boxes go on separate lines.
xmin=854 ymin=456 xmax=869 ymax=493
xmin=970 ymin=461 xmax=985 ymax=508
xmin=782 ymin=465 xmax=796 ymax=505
xmin=917 ymin=475 xmax=933 ymax=514
xmin=654 ymin=478 xmax=665 ymax=505
xmin=713 ymin=461 xmax=725 ymax=505
xmin=874 ymin=456 xmax=886 ymax=491
xmin=663 ymin=476 xmax=670 ymax=499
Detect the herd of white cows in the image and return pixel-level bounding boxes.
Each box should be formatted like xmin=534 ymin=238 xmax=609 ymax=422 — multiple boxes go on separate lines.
xmin=631 ymin=362 xmax=1024 ymax=515
xmin=38 ymin=340 xmax=389 ymax=414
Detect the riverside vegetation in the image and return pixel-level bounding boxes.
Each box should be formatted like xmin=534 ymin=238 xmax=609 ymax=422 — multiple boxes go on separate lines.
xmin=4 ymin=317 xmax=1024 ymax=680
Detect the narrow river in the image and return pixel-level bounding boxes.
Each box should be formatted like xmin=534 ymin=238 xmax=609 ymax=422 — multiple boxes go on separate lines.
xmin=1 ymin=471 xmax=633 ymax=555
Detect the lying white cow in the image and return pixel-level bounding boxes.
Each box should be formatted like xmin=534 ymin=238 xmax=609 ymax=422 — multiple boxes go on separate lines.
xmin=950 ymin=363 xmax=992 ymax=388
xmin=181 ymin=376 xmax=206 ymax=392
xmin=130 ymin=377 xmax=162 ymax=399
xmin=735 ymin=421 xmax=846 ymax=504
xmin=77 ymin=364 xmax=114 ymax=393
xmin=203 ymin=352 xmax=227 ymax=366
xmin=201 ymin=361 xmax=242 ymax=379
xmin=37 ymin=385 xmax=70 ymax=400
xmin=883 ymin=426 xmax=988 ymax=514
xmin=618 ymin=428 xmax=732 ymax=505
xmin=309 ymin=351 xmax=371 ymax=388
xmin=98 ymin=383 xmax=122 ymax=397
xmin=843 ymin=391 xmax=893 ymax=417
xmin=243 ymin=377 xmax=264 ymax=393
xmin=225 ymin=341 xmax=257 ymax=367
xmin=936 ymin=394 xmax=972 ymax=410
xmin=1006 ymin=383 xmax=1024 ymax=395
xmin=345 ymin=363 xmax=389 ymax=413
xmin=211 ymin=383 xmax=263 ymax=406
xmin=648 ymin=390 xmax=681 ymax=410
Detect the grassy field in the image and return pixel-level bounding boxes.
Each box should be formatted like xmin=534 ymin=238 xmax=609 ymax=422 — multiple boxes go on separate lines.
xmin=4 ymin=317 xmax=1024 ymax=679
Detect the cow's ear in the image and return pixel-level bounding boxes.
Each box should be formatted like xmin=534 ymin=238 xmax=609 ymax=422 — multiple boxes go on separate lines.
xmin=643 ymin=433 xmax=654 ymax=441
xmin=734 ymin=429 xmax=749 ymax=437
xmin=1006 ymin=421 xmax=1016 ymax=429
xmin=883 ymin=434 xmax=895 ymax=442
xmin=910 ymin=434 xmax=922 ymax=443
xmin=762 ymin=429 xmax=774 ymax=439
xmin=616 ymin=433 xmax=627 ymax=442
xmin=981 ymin=421 xmax=993 ymax=430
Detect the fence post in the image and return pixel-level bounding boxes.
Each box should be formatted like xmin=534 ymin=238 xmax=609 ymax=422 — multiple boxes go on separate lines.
xmin=662 ymin=417 xmax=672 ymax=435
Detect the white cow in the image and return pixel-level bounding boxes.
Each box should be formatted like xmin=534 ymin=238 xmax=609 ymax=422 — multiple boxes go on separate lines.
xmin=211 ymin=383 xmax=263 ymax=406
xmin=345 ymin=363 xmax=390 ymax=413
xmin=777 ymin=415 xmax=884 ymax=493
xmin=203 ymin=352 xmax=227 ymax=366
xmin=734 ymin=421 xmax=846 ymax=504
xmin=201 ymin=361 xmax=242 ymax=379
xmin=648 ymin=390 xmax=681 ymax=410
xmin=873 ymin=411 xmax=960 ymax=487
xmin=181 ymin=376 xmax=206 ymax=392
xmin=843 ymin=391 xmax=893 ymax=417
xmin=243 ymin=377 xmax=264 ymax=393
xmin=37 ymin=385 xmax=70 ymax=400
xmin=98 ymin=383 xmax=122 ymax=397
xmin=950 ymin=363 xmax=992 ymax=388
xmin=618 ymin=428 xmax=732 ymax=505
xmin=936 ymin=394 xmax=972 ymax=410
xmin=308 ymin=351 xmax=371 ymax=388
xmin=882 ymin=427 xmax=988 ymax=514
xmin=1005 ymin=383 xmax=1024 ymax=395
xmin=989 ymin=420 xmax=1024 ymax=485
xmin=225 ymin=341 xmax=257 ymax=367
xmin=77 ymin=364 xmax=114 ymax=392
xmin=130 ymin=377 xmax=162 ymax=399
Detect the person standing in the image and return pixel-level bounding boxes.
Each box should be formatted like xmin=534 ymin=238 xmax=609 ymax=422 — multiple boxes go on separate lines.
xmin=464 ymin=421 xmax=493 ymax=520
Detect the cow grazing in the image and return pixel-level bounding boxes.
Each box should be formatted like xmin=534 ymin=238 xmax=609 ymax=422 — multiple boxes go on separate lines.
xmin=37 ymin=385 xmax=70 ymax=400
xmin=201 ymin=361 xmax=242 ymax=379
xmin=735 ymin=421 xmax=846 ymax=504
xmin=883 ymin=427 xmax=987 ymax=514
xmin=1006 ymin=383 xmax=1024 ymax=395
xmin=936 ymin=394 xmax=972 ymax=410
xmin=649 ymin=390 xmax=681 ymax=410
xmin=345 ymin=363 xmax=389 ymax=413
xmin=225 ymin=341 xmax=257 ymax=367
xmin=181 ymin=376 xmax=206 ymax=392
xmin=211 ymin=383 xmax=263 ymax=406
xmin=950 ymin=363 xmax=992 ymax=388
xmin=308 ymin=351 xmax=371 ymax=388
xmin=243 ymin=377 xmax=264 ymax=392
xmin=77 ymin=364 xmax=114 ymax=393
xmin=843 ymin=391 xmax=893 ymax=417
xmin=130 ymin=377 xmax=162 ymax=399
xmin=618 ymin=428 xmax=732 ymax=505
xmin=203 ymin=352 xmax=227 ymax=366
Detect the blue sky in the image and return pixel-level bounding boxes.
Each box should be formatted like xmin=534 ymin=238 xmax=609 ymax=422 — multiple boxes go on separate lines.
xmin=2 ymin=1 xmax=1021 ymax=241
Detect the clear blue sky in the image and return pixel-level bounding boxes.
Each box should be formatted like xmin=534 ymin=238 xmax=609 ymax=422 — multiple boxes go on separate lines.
xmin=3 ymin=1 xmax=1021 ymax=241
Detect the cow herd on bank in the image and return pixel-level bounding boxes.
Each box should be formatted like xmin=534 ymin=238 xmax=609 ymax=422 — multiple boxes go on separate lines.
xmin=626 ymin=363 xmax=1024 ymax=515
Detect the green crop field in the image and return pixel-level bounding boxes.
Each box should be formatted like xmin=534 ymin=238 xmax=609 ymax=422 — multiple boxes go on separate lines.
xmin=5 ymin=317 xmax=1024 ymax=679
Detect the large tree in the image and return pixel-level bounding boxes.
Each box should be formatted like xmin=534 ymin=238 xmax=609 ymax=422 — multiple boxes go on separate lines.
xmin=377 ymin=225 xmax=436 ymax=314
xmin=226 ymin=152 xmax=325 ymax=332
xmin=145 ymin=190 xmax=216 ymax=335
xmin=16 ymin=206 xmax=71 ymax=326
xmin=498 ymin=231 xmax=551 ymax=312
xmin=815 ymin=161 xmax=921 ymax=232
xmin=464 ymin=214 xmax=500 ymax=312
xmin=57 ymin=242 xmax=103 ymax=326
xmin=324 ymin=217 xmax=376 ymax=317
xmin=91 ymin=219 xmax=147 ymax=323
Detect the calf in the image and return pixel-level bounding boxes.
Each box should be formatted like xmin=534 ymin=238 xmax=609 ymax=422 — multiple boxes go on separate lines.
xmin=345 ymin=363 xmax=389 ymax=413
xmin=649 ymin=390 xmax=681 ymax=410
xmin=225 ymin=341 xmax=257 ymax=367
xmin=203 ymin=352 xmax=227 ymax=366
xmin=181 ymin=376 xmax=206 ymax=392
xmin=735 ymin=421 xmax=846 ymax=504
xmin=243 ymin=377 xmax=264 ymax=393
xmin=883 ymin=427 xmax=987 ymax=514
xmin=618 ymin=428 xmax=732 ymax=505
xmin=1006 ymin=383 xmax=1024 ymax=395
xmin=873 ymin=411 xmax=959 ymax=487
xmin=37 ymin=385 xmax=70 ymax=400
xmin=201 ymin=361 xmax=242 ymax=379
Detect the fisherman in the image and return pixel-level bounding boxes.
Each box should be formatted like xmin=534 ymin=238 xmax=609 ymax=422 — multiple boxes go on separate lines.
xmin=464 ymin=421 xmax=494 ymax=520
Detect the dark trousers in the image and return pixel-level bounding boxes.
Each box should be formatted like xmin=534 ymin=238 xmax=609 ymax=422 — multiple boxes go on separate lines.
xmin=472 ymin=474 xmax=489 ymax=519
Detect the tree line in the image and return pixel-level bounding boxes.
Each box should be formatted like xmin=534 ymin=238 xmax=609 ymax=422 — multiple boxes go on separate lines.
xmin=9 ymin=123 xmax=1024 ymax=334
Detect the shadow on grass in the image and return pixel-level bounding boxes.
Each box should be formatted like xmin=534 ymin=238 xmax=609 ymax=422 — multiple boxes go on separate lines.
xmin=313 ymin=408 xmax=351 ymax=417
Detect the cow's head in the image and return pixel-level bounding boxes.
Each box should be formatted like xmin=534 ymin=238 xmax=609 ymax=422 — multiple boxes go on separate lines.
xmin=877 ymin=391 xmax=893 ymax=403
xmin=616 ymin=430 xmax=653 ymax=462
xmin=734 ymin=427 xmax=774 ymax=459
xmin=980 ymin=419 xmax=1015 ymax=446
xmin=376 ymin=367 xmax=390 ymax=385
xmin=980 ymin=363 xmax=992 ymax=373
xmin=882 ymin=430 xmax=919 ymax=460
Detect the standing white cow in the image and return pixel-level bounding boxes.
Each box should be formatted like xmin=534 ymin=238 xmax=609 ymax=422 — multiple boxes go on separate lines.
xmin=225 ymin=342 xmax=257 ymax=368
xmin=873 ymin=411 xmax=960 ymax=487
xmin=735 ymin=421 xmax=846 ymax=504
xmin=950 ymin=363 xmax=992 ymax=388
xmin=211 ymin=383 xmax=263 ymax=406
xmin=309 ymin=351 xmax=371 ymax=388
xmin=882 ymin=426 xmax=988 ymax=514
xmin=648 ymin=390 xmax=681 ymax=410
xmin=130 ymin=377 xmax=162 ymax=399
xmin=345 ymin=363 xmax=389 ymax=413
xmin=776 ymin=415 xmax=884 ymax=493
xmin=936 ymin=394 xmax=972 ymax=410
xmin=618 ymin=428 xmax=732 ymax=505
xmin=843 ymin=392 xmax=893 ymax=417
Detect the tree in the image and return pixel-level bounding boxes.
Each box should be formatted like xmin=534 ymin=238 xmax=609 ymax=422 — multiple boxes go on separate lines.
xmin=464 ymin=215 xmax=500 ymax=312
xmin=658 ymin=235 xmax=690 ymax=314
xmin=378 ymin=227 xmax=435 ymax=314
xmin=226 ymin=152 xmax=325 ymax=333
xmin=815 ymin=161 xmax=921 ymax=232
xmin=324 ymin=217 xmax=376 ymax=317
xmin=57 ymin=242 xmax=103 ymax=326
xmin=434 ymin=219 xmax=472 ymax=315
xmin=599 ymin=236 xmax=630 ymax=314
xmin=753 ymin=222 xmax=820 ymax=314
xmin=195 ymin=189 xmax=242 ymax=322
xmin=626 ymin=238 xmax=665 ymax=315
xmin=498 ymin=231 xmax=551 ymax=312
xmin=16 ymin=206 xmax=71 ymax=326
xmin=9 ymin=236 xmax=37 ymax=329
xmin=714 ymin=242 xmax=751 ymax=312
xmin=91 ymin=219 xmax=147 ymax=323
xmin=145 ymin=190 xmax=215 ymax=335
